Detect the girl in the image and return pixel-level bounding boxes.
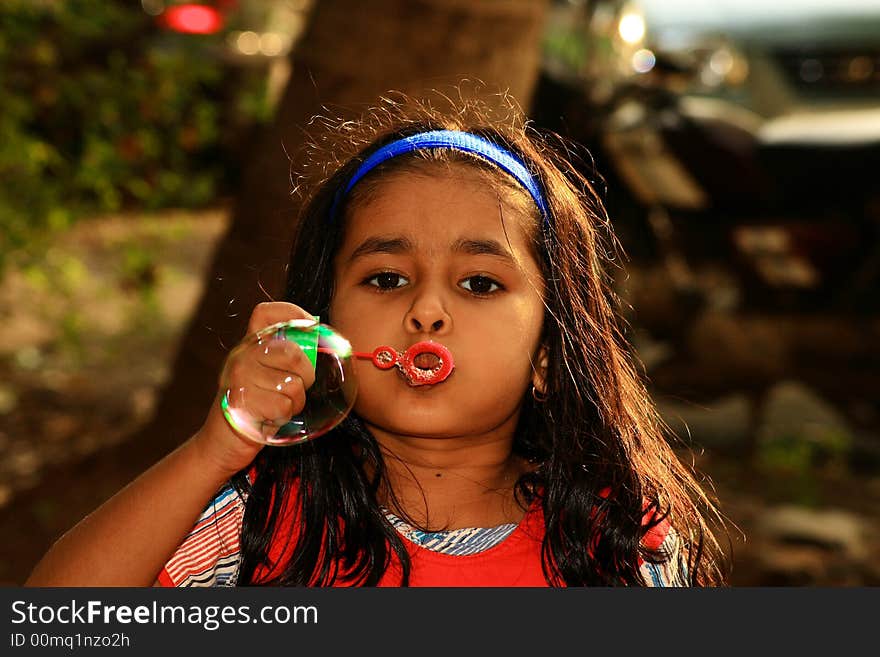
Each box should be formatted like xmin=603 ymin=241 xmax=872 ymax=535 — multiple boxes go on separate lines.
xmin=26 ymin=91 xmax=728 ymax=587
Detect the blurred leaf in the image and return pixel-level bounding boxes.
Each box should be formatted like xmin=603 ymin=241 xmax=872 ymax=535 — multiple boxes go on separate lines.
xmin=0 ymin=0 xmax=274 ymax=277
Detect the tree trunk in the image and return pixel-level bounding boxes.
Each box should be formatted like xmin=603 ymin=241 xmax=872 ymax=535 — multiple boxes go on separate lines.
xmin=1 ymin=0 xmax=550 ymax=583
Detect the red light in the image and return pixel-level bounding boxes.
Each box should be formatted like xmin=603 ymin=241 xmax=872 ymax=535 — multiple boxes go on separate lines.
xmin=162 ymin=5 xmax=224 ymax=34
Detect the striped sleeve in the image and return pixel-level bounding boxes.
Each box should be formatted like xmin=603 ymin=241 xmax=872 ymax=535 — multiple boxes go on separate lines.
xmin=638 ymin=523 xmax=690 ymax=587
xmin=156 ymin=481 xmax=246 ymax=587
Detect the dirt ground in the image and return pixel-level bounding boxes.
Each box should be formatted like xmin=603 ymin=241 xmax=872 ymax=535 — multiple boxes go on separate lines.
xmin=1 ymin=207 xmax=878 ymax=586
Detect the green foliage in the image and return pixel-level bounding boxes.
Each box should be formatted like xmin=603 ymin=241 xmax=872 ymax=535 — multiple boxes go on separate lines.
xmin=756 ymin=426 xmax=854 ymax=505
xmin=543 ymin=29 xmax=590 ymax=76
xmin=0 ymin=0 xmax=273 ymax=272
xmin=758 ymin=426 xmax=853 ymax=474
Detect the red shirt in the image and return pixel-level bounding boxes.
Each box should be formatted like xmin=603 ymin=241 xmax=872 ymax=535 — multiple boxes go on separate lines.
xmin=159 ymin=476 xmax=676 ymax=587
xmin=252 ymin=497 xmax=552 ymax=587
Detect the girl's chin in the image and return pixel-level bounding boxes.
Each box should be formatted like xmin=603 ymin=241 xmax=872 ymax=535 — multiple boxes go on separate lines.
xmin=355 ymin=400 xmax=461 ymax=435
xmin=357 ymin=398 xmax=521 ymax=442
xmin=360 ymin=401 xmax=454 ymax=423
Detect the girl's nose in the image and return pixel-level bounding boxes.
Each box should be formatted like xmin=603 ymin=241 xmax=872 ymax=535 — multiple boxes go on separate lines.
xmin=404 ymin=292 xmax=452 ymax=335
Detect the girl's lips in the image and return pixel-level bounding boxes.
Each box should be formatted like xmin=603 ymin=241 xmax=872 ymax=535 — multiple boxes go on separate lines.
xmin=395 ymin=365 xmax=448 ymax=388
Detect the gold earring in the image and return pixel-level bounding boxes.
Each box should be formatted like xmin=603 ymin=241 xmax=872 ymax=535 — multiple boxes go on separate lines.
xmin=531 ymin=384 xmax=549 ymax=403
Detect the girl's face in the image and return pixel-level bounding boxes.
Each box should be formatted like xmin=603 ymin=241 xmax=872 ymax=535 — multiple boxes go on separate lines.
xmin=329 ymin=168 xmax=546 ymax=440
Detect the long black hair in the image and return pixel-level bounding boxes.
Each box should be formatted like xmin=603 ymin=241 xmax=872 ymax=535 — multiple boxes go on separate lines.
xmin=231 ymin=90 xmax=729 ymax=586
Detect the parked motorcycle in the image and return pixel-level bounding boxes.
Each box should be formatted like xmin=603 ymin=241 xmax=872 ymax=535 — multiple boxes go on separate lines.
xmin=536 ymin=0 xmax=880 ymax=317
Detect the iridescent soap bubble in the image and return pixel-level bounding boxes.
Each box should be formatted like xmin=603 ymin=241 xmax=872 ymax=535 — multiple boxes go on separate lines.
xmin=220 ymin=319 xmax=357 ymax=446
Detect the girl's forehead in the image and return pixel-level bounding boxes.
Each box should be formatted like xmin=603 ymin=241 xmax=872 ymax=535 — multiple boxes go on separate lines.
xmin=342 ymin=172 xmax=537 ymax=247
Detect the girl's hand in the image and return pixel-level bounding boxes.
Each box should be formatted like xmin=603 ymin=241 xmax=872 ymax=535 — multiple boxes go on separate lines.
xmin=192 ymin=302 xmax=318 ymax=477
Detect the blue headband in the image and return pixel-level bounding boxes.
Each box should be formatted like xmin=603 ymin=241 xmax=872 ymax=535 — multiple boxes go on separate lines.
xmin=329 ymin=129 xmax=549 ymax=222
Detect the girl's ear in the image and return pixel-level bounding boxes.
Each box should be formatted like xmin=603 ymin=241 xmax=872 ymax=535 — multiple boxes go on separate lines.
xmin=531 ymin=345 xmax=549 ymax=395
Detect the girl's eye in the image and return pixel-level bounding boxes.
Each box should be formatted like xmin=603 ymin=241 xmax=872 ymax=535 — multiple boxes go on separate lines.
xmin=364 ymin=272 xmax=409 ymax=291
xmin=460 ymin=275 xmax=502 ymax=296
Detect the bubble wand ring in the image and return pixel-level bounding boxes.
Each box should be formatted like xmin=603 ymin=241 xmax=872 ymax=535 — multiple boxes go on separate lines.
xmin=351 ymin=341 xmax=454 ymax=386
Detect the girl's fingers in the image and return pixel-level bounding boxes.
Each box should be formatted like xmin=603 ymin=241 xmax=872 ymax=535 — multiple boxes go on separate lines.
xmin=223 ymin=341 xmax=313 ymax=422
xmin=224 ymin=348 xmax=311 ymax=399
xmin=225 ymin=385 xmax=304 ymax=428
xmin=251 ymin=337 xmax=317 ymax=389
xmin=219 ymin=302 xmax=321 ymax=434
xmin=250 ymin=365 xmax=305 ymax=401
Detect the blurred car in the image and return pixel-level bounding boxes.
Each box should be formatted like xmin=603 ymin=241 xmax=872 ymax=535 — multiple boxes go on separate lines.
xmin=537 ymin=0 xmax=880 ymax=314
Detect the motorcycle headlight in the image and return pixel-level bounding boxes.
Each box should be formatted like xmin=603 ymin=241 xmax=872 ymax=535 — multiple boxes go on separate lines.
xmin=698 ymin=41 xmax=750 ymax=88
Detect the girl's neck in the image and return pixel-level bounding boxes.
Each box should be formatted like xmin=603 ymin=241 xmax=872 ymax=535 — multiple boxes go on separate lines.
xmin=368 ymin=428 xmax=534 ymax=531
